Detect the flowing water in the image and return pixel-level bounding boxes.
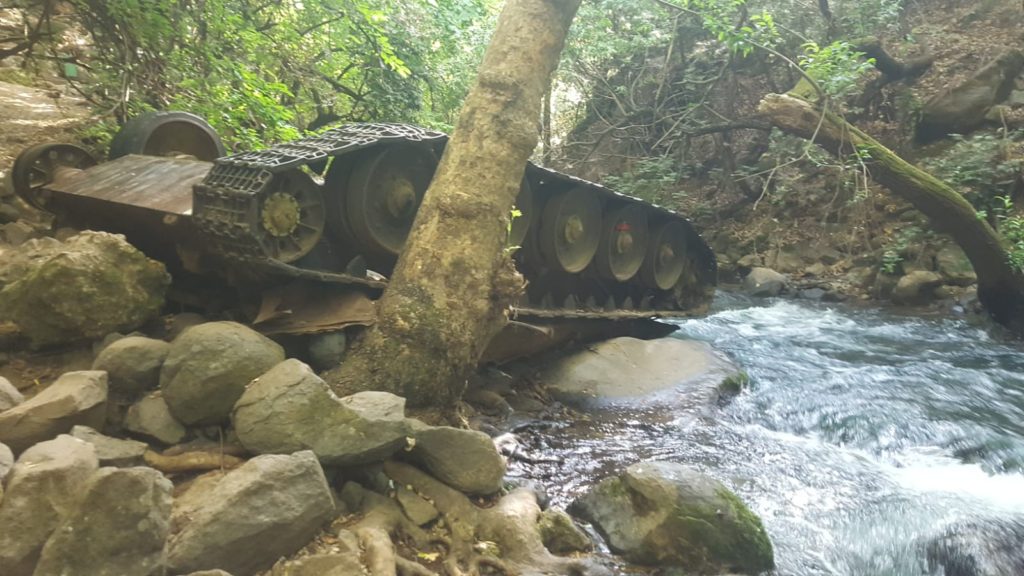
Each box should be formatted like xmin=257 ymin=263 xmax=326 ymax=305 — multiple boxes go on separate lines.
xmin=510 ymin=294 xmax=1024 ymax=575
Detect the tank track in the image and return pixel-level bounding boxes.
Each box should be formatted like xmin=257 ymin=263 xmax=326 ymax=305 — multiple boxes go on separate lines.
xmin=193 ymin=123 xmax=716 ymax=320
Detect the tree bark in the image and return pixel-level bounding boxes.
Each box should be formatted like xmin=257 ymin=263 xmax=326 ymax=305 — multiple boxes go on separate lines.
xmin=324 ymin=0 xmax=582 ymax=408
xmin=759 ymin=93 xmax=1024 ymax=332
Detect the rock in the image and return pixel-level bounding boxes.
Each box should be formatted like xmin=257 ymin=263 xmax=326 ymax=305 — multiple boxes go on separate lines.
xmin=0 ymin=236 xmax=60 ymax=287
xmin=273 ymin=553 xmax=365 ymax=575
xmin=846 ymin=266 xmax=876 ymax=289
xmin=892 ymin=270 xmax=944 ymax=305
xmin=0 ymin=202 xmax=20 ymax=224
xmin=183 ymin=572 xmax=234 ymax=576
xmin=161 ymin=321 xmax=284 ymax=425
xmin=70 ymin=425 xmax=148 ymax=466
xmin=233 ymin=359 xmax=410 ymax=465
xmin=0 ymin=370 xmax=108 ymax=454
xmin=307 ymin=331 xmax=348 ymax=371
xmin=0 ymin=375 xmax=24 ymax=411
xmin=33 ymin=466 xmax=172 ymax=576
xmin=936 ymin=245 xmax=977 ymax=286
xmin=166 ymin=451 xmax=335 ymax=575
xmin=0 ymin=436 xmax=99 ymax=576
xmin=538 ymin=507 xmax=593 ymax=554
xmin=0 ymin=231 xmax=170 ymax=347
xmin=165 ymin=312 xmax=207 ymax=340
xmin=412 ymin=426 xmax=505 ymax=495
xmin=571 ymin=461 xmax=774 ymax=574
xmin=92 ymin=336 xmax=170 ymax=398
xmin=736 ymin=253 xmax=761 ymax=268
xmin=1 ymin=220 xmax=38 ymax=245
xmin=872 ymin=272 xmax=899 ymax=299
xmin=803 ymin=262 xmax=828 ymax=277
xmin=0 ymin=441 xmax=12 ymax=504
xmin=124 ymin=392 xmax=188 ymax=445
xmin=538 ymin=337 xmax=742 ymax=410
xmin=742 ymin=267 xmax=787 ymax=297
xmin=926 ymin=517 xmax=1024 ymax=576
xmin=396 ymin=484 xmax=440 ymax=525
xmin=765 ymin=248 xmax=804 ymax=273
xmin=918 ymin=49 xmax=1024 ymax=140
xmin=798 ymin=287 xmax=827 ymax=300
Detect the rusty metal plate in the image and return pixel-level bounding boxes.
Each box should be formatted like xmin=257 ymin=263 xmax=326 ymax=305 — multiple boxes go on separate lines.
xmin=49 ymin=154 xmax=211 ymax=215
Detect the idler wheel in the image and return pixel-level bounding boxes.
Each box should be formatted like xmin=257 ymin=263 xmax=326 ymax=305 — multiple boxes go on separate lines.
xmin=345 ymin=144 xmax=437 ymax=257
xmin=508 ymin=177 xmax=534 ymax=248
xmin=10 ymin=143 xmax=97 ymax=209
xmin=594 ymin=204 xmax=649 ymax=282
xmin=640 ymin=221 xmax=688 ymax=290
xmin=253 ymin=170 xmax=326 ymax=263
xmin=539 ymin=187 xmax=601 ymax=274
xmin=109 ymin=111 xmax=225 ymax=161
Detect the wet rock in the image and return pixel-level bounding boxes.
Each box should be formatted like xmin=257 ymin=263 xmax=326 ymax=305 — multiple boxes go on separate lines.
xmin=92 ymin=336 xmax=170 ymax=398
xmin=892 ymin=270 xmax=943 ymax=305
xmin=233 ymin=359 xmax=410 ymax=465
xmin=798 ymin=287 xmax=827 ymax=300
xmin=0 ymin=436 xmax=99 ymax=576
xmin=0 ymin=374 xmax=24 ymax=411
xmin=742 ymin=267 xmax=787 ymax=297
xmin=307 ymin=331 xmax=348 ymax=371
xmin=124 ymin=392 xmax=187 ymax=445
xmin=412 ymin=425 xmax=505 ymax=495
xmin=396 ymin=484 xmax=439 ymax=525
xmin=925 ymin=517 xmax=1024 ymax=576
xmin=161 ymin=321 xmax=284 ymax=426
xmin=1 ymin=220 xmax=38 ymax=245
xmin=539 ymin=337 xmax=742 ymax=410
xmin=918 ymin=49 xmax=1024 ymax=140
xmin=0 ymin=231 xmax=170 ymax=347
xmin=166 ymin=451 xmax=335 ymax=575
xmin=33 ymin=466 xmax=172 ymax=576
xmin=571 ymin=461 xmax=774 ymax=574
xmin=69 ymin=425 xmax=148 ymax=466
xmin=936 ymin=245 xmax=977 ymax=286
xmin=0 ymin=370 xmax=108 ymax=454
xmin=273 ymin=553 xmax=365 ymax=575
xmin=538 ymin=507 xmax=593 ymax=554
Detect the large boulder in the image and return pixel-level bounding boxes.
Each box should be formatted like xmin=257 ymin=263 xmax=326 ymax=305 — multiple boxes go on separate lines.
xmin=165 ymin=451 xmax=335 ymax=575
xmin=926 ymin=517 xmax=1024 ymax=576
xmin=70 ymin=425 xmax=148 ymax=467
xmin=0 ymin=436 xmax=99 ymax=576
xmin=538 ymin=337 xmax=742 ymax=409
xmin=0 ymin=370 xmax=108 ymax=454
xmin=936 ymin=245 xmax=977 ymax=287
xmin=918 ymin=49 xmax=1024 ymax=140
xmin=92 ymin=336 xmax=171 ymax=398
xmin=538 ymin=507 xmax=593 ymax=555
xmin=161 ymin=321 xmax=284 ymax=425
xmin=571 ymin=461 xmax=774 ymax=574
xmin=33 ymin=466 xmax=172 ymax=576
xmin=891 ymin=270 xmax=943 ymax=305
xmin=411 ymin=426 xmax=505 ymax=495
xmin=233 ymin=359 xmax=410 ymax=465
xmin=742 ymin=267 xmax=787 ymax=297
xmin=0 ymin=232 xmax=170 ymax=347
xmin=0 ymin=375 xmax=24 ymax=411
xmin=123 ymin=392 xmax=187 ymax=445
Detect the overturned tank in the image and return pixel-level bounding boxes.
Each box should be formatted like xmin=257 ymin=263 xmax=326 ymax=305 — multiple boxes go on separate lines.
xmin=10 ymin=112 xmax=716 ymax=359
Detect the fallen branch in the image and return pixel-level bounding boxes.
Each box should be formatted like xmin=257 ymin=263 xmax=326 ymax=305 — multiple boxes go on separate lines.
xmin=143 ymin=450 xmax=246 ymax=473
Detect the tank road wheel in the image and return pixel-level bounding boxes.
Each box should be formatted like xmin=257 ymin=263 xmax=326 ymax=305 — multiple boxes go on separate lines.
xmin=109 ymin=111 xmax=225 ymax=161
xmin=640 ymin=221 xmax=688 ymax=290
xmin=344 ymin=144 xmax=438 ymax=258
xmin=539 ymin=187 xmax=602 ymax=274
xmin=10 ymin=143 xmax=97 ymax=209
xmin=254 ymin=170 xmax=326 ymax=263
xmin=594 ymin=204 xmax=649 ymax=282
xmin=508 ymin=178 xmax=535 ymax=248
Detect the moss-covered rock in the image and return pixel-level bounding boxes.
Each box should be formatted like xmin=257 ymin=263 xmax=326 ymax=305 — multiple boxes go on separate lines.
xmin=570 ymin=461 xmax=774 ymax=574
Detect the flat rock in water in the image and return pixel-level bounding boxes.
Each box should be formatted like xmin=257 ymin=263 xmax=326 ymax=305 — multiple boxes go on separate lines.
xmin=539 ymin=337 xmax=742 ymax=409
xmin=161 ymin=321 xmax=285 ymax=426
xmin=0 ymin=435 xmax=99 ymax=576
xmin=124 ymin=392 xmax=187 ymax=445
xmin=165 ymin=451 xmax=335 ymax=575
xmin=0 ymin=375 xmax=24 ymax=411
xmin=92 ymin=336 xmax=171 ymax=398
xmin=70 ymin=425 xmax=148 ymax=466
xmin=234 ymin=359 xmax=410 ymax=465
xmin=412 ymin=425 xmax=506 ymax=495
xmin=0 ymin=370 xmax=108 ymax=454
xmin=33 ymin=466 xmax=172 ymax=576
xmin=571 ymin=461 xmax=774 ymax=574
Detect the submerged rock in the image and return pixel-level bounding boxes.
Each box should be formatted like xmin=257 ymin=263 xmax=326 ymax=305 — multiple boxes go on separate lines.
xmin=166 ymin=451 xmax=335 ymax=575
xmin=233 ymin=359 xmax=410 ymax=465
xmin=161 ymin=321 xmax=284 ymax=426
xmin=0 ymin=231 xmax=170 ymax=347
xmin=33 ymin=466 xmax=172 ymax=576
xmin=411 ymin=425 xmax=506 ymax=495
xmin=571 ymin=461 xmax=774 ymax=574
xmin=742 ymin=267 xmax=787 ymax=297
xmin=926 ymin=517 xmax=1024 ymax=576
xmin=0 ymin=370 xmax=108 ymax=454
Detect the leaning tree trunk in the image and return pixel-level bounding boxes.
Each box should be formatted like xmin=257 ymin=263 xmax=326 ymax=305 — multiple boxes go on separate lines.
xmin=324 ymin=0 xmax=582 ymax=408
xmin=759 ymin=93 xmax=1024 ymax=333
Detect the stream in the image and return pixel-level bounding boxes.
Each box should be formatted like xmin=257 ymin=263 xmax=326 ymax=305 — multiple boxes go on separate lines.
xmin=510 ymin=294 xmax=1024 ymax=575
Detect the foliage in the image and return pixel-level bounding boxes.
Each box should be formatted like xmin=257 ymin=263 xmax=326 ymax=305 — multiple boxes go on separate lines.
xmin=832 ymin=0 xmax=904 ymax=37
xmin=922 ymin=130 xmax=1024 ymax=216
xmin=799 ymin=41 xmax=875 ymax=100
xmin=603 ymin=156 xmax=684 ymax=205
xmin=991 ymin=196 xmax=1024 ymax=273
xmin=880 ymin=225 xmax=924 ymax=275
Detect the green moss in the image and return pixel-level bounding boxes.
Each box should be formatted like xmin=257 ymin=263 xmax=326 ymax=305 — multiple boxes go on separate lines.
xmin=718 ymin=371 xmax=750 ymax=397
